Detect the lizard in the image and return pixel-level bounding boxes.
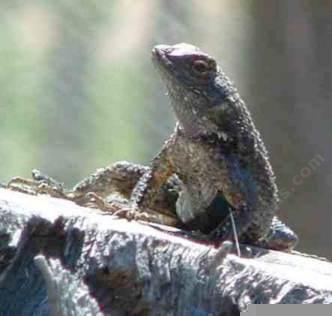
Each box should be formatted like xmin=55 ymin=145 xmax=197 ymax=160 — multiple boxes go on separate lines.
xmin=5 ymin=43 xmax=298 ymax=251
xmin=128 ymin=43 xmax=298 ymax=250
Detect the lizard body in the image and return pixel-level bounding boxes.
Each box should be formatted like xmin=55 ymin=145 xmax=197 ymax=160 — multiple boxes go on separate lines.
xmin=130 ymin=43 xmax=297 ymax=249
xmin=6 ymin=43 xmax=298 ymax=251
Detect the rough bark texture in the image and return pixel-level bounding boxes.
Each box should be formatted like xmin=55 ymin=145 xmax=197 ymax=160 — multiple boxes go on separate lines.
xmin=0 ymin=188 xmax=332 ymax=316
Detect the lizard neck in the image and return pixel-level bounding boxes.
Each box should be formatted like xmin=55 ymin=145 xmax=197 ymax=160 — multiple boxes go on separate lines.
xmin=167 ymin=83 xmax=227 ymax=139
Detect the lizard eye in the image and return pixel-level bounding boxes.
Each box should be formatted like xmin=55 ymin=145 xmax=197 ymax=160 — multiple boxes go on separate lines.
xmin=192 ymin=60 xmax=209 ymax=75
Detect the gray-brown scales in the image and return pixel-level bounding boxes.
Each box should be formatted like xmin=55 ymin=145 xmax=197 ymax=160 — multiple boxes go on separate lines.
xmin=129 ymin=43 xmax=298 ymax=250
xmin=6 ymin=43 xmax=298 ymax=251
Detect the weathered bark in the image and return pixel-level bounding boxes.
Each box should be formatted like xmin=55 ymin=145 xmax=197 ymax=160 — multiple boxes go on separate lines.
xmin=0 ymin=188 xmax=331 ymax=316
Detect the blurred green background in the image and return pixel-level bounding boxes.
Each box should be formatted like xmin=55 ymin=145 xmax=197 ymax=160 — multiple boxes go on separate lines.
xmin=0 ymin=1 xmax=331 ymax=258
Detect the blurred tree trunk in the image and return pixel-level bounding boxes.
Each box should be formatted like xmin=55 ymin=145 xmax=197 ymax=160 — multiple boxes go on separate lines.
xmin=40 ymin=2 xmax=108 ymax=184
xmin=246 ymin=0 xmax=332 ymax=257
xmin=141 ymin=0 xmax=193 ymax=159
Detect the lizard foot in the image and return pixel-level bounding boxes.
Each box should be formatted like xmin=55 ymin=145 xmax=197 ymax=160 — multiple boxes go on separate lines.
xmin=7 ymin=170 xmax=67 ymax=199
xmin=7 ymin=177 xmax=39 ymax=195
xmin=111 ymin=205 xmax=180 ymax=227
xmin=76 ymin=192 xmax=110 ymax=209
xmin=75 ymin=192 xmax=148 ymax=222
xmin=112 ymin=206 xmax=151 ymax=222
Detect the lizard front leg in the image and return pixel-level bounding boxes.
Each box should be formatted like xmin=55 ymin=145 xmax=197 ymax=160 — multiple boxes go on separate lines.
xmin=72 ymin=161 xmax=179 ymax=220
xmin=71 ymin=157 xmax=180 ymax=226
xmin=130 ymin=146 xmax=175 ymax=222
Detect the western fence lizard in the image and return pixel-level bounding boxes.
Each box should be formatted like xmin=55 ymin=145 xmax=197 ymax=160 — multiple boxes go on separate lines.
xmin=129 ymin=43 xmax=298 ymax=250
xmin=6 ymin=43 xmax=298 ymax=251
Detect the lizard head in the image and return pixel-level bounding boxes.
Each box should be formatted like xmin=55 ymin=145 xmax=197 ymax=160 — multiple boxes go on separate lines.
xmin=152 ymin=43 xmax=237 ymax=137
xmin=152 ymin=43 xmax=217 ymax=88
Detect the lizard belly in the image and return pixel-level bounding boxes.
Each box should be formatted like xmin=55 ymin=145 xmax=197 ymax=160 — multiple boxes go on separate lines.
xmin=168 ymin=137 xmax=227 ymax=224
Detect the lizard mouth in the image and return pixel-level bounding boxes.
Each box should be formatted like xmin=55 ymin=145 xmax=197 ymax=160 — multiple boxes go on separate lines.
xmin=151 ymin=45 xmax=166 ymax=59
xmin=151 ymin=45 xmax=174 ymax=74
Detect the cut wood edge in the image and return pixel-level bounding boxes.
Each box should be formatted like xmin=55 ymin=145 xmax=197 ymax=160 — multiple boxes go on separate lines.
xmin=0 ymin=188 xmax=332 ymax=315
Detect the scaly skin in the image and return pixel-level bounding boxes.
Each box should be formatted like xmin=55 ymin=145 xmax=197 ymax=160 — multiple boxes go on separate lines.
xmin=6 ymin=164 xmax=181 ymax=227
xmin=130 ymin=43 xmax=298 ymax=250
xmin=5 ymin=43 xmax=298 ymax=250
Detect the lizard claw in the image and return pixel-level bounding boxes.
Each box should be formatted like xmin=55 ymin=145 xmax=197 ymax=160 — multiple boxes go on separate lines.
xmin=81 ymin=192 xmax=108 ymax=209
xmin=7 ymin=177 xmax=39 ymax=195
xmin=79 ymin=193 xmax=137 ymax=221
xmin=112 ymin=206 xmax=150 ymax=222
xmin=7 ymin=171 xmax=66 ymax=199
